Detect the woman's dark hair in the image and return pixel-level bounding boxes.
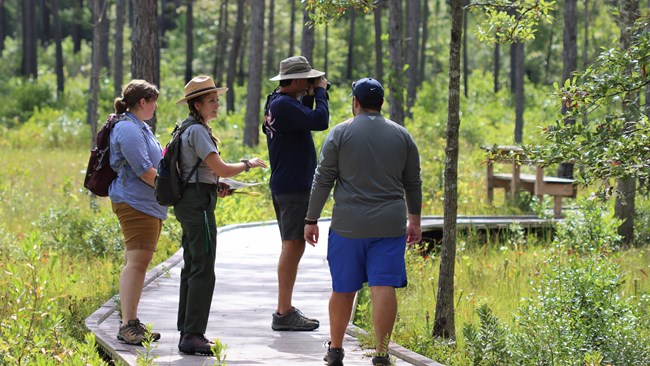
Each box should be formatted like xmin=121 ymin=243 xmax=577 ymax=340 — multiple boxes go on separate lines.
xmin=114 ymin=80 xmax=159 ymax=114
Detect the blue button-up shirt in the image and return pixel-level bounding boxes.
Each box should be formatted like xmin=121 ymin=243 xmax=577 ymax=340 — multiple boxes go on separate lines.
xmin=108 ymin=112 xmax=167 ymax=220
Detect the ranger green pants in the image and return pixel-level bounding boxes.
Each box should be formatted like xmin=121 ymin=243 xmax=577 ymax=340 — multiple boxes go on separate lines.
xmin=174 ymin=185 xmax=217 ymax=334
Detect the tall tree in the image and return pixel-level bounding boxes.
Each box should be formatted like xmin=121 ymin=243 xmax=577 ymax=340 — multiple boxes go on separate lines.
xmin=494 ymin=43 xmax=500 ymax=92
xmin=418 ymin=0 xmax=429 ymax=85
xmin=213 ymin=0 xmax=229 ymax=86
xmin=72 ymin=0 xmax=83 ymax=53
xmin=52 ymin=0 xmax=64 ymax=97
xmin=114 ymin=0 xmax=126 ymax=96
xmin=237 ymin=24 xmax=248 ymax=86
xmin=373 ymin=0 xmax=383 ymax=83
xmin=87 ymin=0 xmax=103 ymax=148
xmin=244 ymin=0 xmax=264 ymax=147
xmin=266 ymin=0 xmax=275 ymax=75
xmin=614 ymin=0 xmax=639 ymax=245
xmin=99 ymin=0 xmax=110 ymax=73
xmin=226 ymin=0 xmax=245 ymax=113
xmin=346 ymin=11 xmax=356 ymax=80
xmin=324 ymin=23 xmax=329 ymax=74
xmin=159 ymin=0 xmax=178 ymax=47
xmin=405 ymin=0 xmax=420 ymax=117
xmin=288 ymin=0 xmax=296 ymax=56
xmin=432 ymin=0 xmax=463 ymax=340
xmin=387 ymin=0 xmax=404 ymax=125
xmin=184 ymin=0 xmax=194 ymax=83
xmin=557 ymin=0 xmax=578 ymax=179
xmin=582 ymin=0 xmax=590 ymax=68
xmin=462 ymin=0 xmax=469 ymax=98
xmin=131 ymin=0 xmax=159 ymax=130
xmin=0 ymin=0 xmax=6 ymax=54
xmin=301 ymin=6 xmax=315 ymax=62
xmin=38 ymin=0 xmax=50 ymax=47
xmin=512 ymin=42 xmax=524 ymax=143
xmin=21 ymin=0 xmax=38 ymax=78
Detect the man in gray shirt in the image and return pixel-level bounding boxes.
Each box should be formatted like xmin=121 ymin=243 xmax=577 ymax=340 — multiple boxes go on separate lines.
xmin=304 ymin=78 xmax=422 ymax=366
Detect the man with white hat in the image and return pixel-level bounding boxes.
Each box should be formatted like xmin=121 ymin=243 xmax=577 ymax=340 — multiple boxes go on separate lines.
xmin=263 ymin=56 xmax=329 ymax=331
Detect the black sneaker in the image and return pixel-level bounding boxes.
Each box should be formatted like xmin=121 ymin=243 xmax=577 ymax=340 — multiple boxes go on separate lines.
xmin=371 ymin=355 xmax=392 ymax=366
xmin=323 ymin=341 xmax=345 ymax=366
xmin=178 ymin=333 xmax=215 ymax=355
xmin=271 ymin=307 xmax=319 ymax=331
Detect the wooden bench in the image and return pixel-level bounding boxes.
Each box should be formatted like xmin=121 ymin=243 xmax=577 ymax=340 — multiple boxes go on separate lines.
xmin=485 ymin=145 xmax=577 ymax=217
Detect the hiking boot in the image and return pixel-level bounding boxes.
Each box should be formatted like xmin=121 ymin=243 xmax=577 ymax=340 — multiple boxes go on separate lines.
xmin=323 ymin=341 xmax=345 ymax=366
xmin=371 ymin=355 xmax=392 ymax=366
xmin=178 ymin=333 xmax=215 ymax=355
xmin=117 ymin=319 xmax=160 ymax=344
xmin=272 ymin=307 xmax=319 ymax=331
xmin=117 ymin=319 xmax=146 ymax=345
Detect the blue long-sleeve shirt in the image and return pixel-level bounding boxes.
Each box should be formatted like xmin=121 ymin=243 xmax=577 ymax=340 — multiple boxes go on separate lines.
xmin=264 ymin=87 xmax=329 ymax=195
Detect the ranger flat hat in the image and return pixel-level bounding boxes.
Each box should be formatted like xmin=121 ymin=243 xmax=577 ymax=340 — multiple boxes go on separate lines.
xmin=176 ymin=75 xmax=228 ymax=105
xmin=269 ymin=56 xmax=325 ymax=81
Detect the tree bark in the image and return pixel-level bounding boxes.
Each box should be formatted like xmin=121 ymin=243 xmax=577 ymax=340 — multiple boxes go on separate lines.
xmin=512 ymin=42 xmax=524 ymax=144
xmin=432 ymin=0 xmax=463 ymax=340
xmin=387 ymin=0 xmax=404 ymax=125
xmin=114 ymin=0 xmax=126 ymax=96
xmin=373 ymin=1 xmax=383 ymax=84
xmin=615 ymin=0 xmax=639 ymax=246
xmin=72 ymin=0 xmax=83 ymax=53
xmin=213 ymin=0 xmax=228 ymax=86
xmin=244 ymin=0 xmax=264 ymax=148
xmin=346 ymin=11 xmax=356 ymax=80
xmin=266 ymin=0 xmax=275 ymax=76
xmin=238 ymin=25 xmax=248 ymax=87
xmin=99 ymin=0 xmax=110 ymax=74
xmin=131 ymin=0 xmax=159 ymax=131
xmin=0 ymin=0 xmax=6 ymax=54
xmin=21 ymin=0 xmax=38 ymax=78
xmin=185 ymin=0 xmax=194 ymax=83
xmin=38 ymin=0 xmax=50 ymax=47
xmin=227 ymin=0 xmax=245 ymax=113
xmin=87 ymin=0 xmax=102 ymax=149
xmin=406 ymin=0 xmax=420 ymax=118
xmin=301 ymin=6 xmax=315 ymax=63
xmin=494 ymin=43 xmax=500 ymax=92
xmin=462 ymin=0 xmax=468 ymax=98
xmin=324 ymin=23 xmax=329 ymax=74
xmin=557 ymin=0 xmax=578 ymax=178
xmin=52 ymin=0 xmax=64 ymax=96
xmin=288 ymin=0 xmax=296 ymax=57
xmin=418 ymin=0 xmax=429 ymax=86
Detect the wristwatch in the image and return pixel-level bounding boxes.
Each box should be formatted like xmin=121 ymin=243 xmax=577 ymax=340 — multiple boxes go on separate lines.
xmin=241 ymin=159 xmax=251 ymax=172
xmin=304 ymin=218 xmax=318 ymax=225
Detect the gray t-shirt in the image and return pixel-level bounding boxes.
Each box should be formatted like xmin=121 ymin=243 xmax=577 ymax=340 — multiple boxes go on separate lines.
xmin=178 ymin=117 xmax=219 ymax=184
xmin=306 ymin=112 xmax=422 ymax=238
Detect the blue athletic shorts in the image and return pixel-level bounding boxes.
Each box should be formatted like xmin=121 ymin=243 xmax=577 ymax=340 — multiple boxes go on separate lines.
xmin=327 ymin=230 xmax=408 ymax=293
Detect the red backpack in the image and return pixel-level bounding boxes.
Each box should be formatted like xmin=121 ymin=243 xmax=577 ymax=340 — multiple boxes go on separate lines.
xmin=83 ymin=113 xmax=123 ymax=196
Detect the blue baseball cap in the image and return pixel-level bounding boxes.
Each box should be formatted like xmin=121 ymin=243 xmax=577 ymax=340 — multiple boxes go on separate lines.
xmin=351 ymin=78 xmax=384 ymax=105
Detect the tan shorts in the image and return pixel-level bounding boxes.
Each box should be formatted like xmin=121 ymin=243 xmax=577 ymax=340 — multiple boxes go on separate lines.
xmin=112 ymin=202 xmax=162 ymax=251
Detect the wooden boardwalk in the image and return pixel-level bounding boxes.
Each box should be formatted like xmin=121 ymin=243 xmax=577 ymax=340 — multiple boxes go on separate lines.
xmin=86 ymin=220 xmax=443 ymax=366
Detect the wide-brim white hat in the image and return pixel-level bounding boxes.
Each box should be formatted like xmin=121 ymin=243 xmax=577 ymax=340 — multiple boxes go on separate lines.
xmin=176 ymin=75 xmax=228 ymax=105
xmin=269 ymin=56 xmax=325 ymax=81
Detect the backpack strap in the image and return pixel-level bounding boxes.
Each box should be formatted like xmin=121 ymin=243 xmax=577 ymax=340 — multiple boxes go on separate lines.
xmin=174 ymin=120 xmax=204 ymax=188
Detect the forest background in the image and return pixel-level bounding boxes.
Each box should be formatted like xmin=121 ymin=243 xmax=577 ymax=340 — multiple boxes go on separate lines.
xmin=0 ymin=0 xmax=649 ymax=365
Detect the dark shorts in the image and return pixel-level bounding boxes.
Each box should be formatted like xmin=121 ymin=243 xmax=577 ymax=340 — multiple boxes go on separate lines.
xmin=327 ymin=230 xmax=408 ymax=293
xmin=272 ymin=191 xmax=310 ymax=241
xmin=112 ymin=202 xmax=162 ymax=251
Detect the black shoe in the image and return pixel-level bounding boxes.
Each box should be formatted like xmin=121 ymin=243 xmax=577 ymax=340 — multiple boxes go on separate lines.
xmin=272 ymin=307 xmax=319 ymax=331
xmin=178 ymin=333 xmax=215 ymax=355
xmin=371 ymin=354 xmax=392 ymax=366
xmin=323 ymin=341 xmax=345 ymax=366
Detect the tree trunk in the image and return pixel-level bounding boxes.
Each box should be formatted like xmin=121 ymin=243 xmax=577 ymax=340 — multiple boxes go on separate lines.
xmin=494 ymin=43 xmax=500 ymax=92
xmin=52 ymin=0 xmax=64 ymax=97
xmin=238 ymin=26 xmax=248 ymax=87
xmin=512 ymin=42 xmax=524 ymax=144
xmin=99 ymin=0 xmax=110 ymax=74
xmin=159 ymin=0 xmax=178 ymax=47
xmin=324 ymin=23 xmax=329 ymax=74
xmin=213 ymin=0 xmax=228 ymax=86
xmin=87 ymin=0 xmax=102 ymax=149
xmin=38 ymin=0 xmax=50 ymax=47
xmin=462 ymin=0 xmax=468 ymax=98
xmin=557 ymin=0 xmax=578 ymax=179
xmin=288 ymin=0 xmax=296 ymax=57
xmin=244 ymin=0 xmax=264 ymax=148
xmin=0 ymin=0 xmax=6 ymax=54
xmin=418 ymin=0 xmax=429 ymax=86
xmin=131 ymin=0 xmax=159 ymax=131
xmin=406 ymin=0 xmax=420 ymax=118
xmin=346 ymin=11 xmax=356 ymax=80
xmin=387 ymin=0 xmax=404 ymax=125
xmin=582 ymin=0 xmax=589 ymax=68
xmin=373 ymin=1 xmax=383 ymax=84
xmin=615 ymin=0 xmax=639 ymax=246
xmin=301 ymin=6 xmax=315 ymax=62
xmin=266 ymin=0 xmax=275 ymax=76
xmin=185 ymin=0 xmax=193 ymax=83
xmin=432 ymin=0 xmax=463 ymax=340
xmin=21 ymin=0 xmax=38 ymax=78
xmin=544 ymin=30 xmax=554 ymax=84
xmin=72 ymin=0 xmax=83 ymax=53
xmin=114 ymin=0 xmax=126 ymax=96
xmin=227 ymin=0 xmax=245 ymax=113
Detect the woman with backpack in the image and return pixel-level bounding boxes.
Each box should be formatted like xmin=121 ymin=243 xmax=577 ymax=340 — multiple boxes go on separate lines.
xmin=108 ymin=79 xmax=166 ymax=345
xmin=173 ymin=75 xmax=266 ymax=355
